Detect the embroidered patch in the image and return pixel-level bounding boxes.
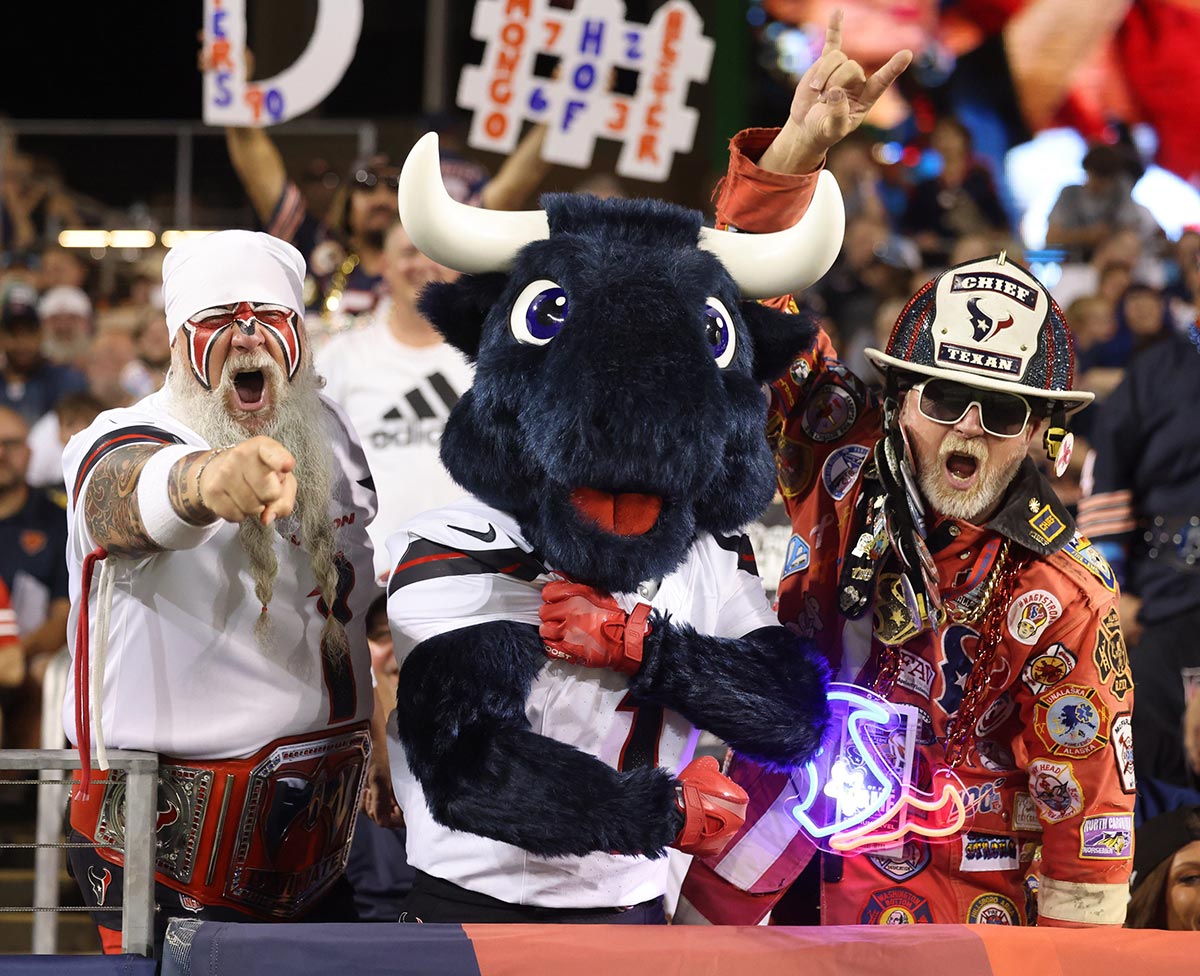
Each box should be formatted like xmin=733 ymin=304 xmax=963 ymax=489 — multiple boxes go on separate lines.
xmin=1012 ymin=792 xmax=1042 ymax=832
xmin=896 ymin=649 xmax=936 ymax=699
xmin=781 ymin=534 xmax=811 ymax=579
xmin=975 ymin=692 xmax=1016 ymax=736
xmin=960 ymin=832 xmax=1020 ymax=873
xmin=1078 ymin=813 xmax=1133 ymax=859
xmin=967 ymin=892 xmax=1020 ymax=924
xmin=860 ymin=886 xmax=934 ymax=924
xmin=1006 ymin=589 xmax=1062 ymax=646
xmin=1092 ymin=608 xmax=1132 ymax=701
xmin=1028 ymin=758 xmax=1084 ymax=823
xmin=1063 ymin=533 xmax=1116 ymax=591
xmin=822 ymin=444 xmax=870 ymax=501
xmin=975 ymin=738 xmax=1017 ymax=772
xmin=1021 ymin=643 xmax=1077 ymax=696
xmin=19 ymin=529 xmax=46 ymax=556
xmin=867 ymin=839 xmax=931 ymax=882
xmin=1034 ymin=684 xmax=1110 ymax=758
xmin=1028 ymin=505 xmax=1066 ymax=547
xmin=774 ymin=434 xmax=814 ymax=498
xmin=179 ymin=893 xmax=204 ymax=913
xmin=1110 ymin=712 xmax=1136 ymax=794
xmin=965 ymin=777 xmax=1007 ymax=816
xmin=801 ymin=381 xmax=857 ymax=443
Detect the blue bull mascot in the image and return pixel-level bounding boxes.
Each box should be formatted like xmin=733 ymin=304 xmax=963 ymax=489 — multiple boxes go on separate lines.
xmin=382 ymin=132 xmax=844 ymax=923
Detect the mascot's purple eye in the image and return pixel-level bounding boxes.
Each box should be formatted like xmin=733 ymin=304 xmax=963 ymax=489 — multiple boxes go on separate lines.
xmin=510 ymin=278 xmax=568 ymax=346
xmin=704 ymin=297 xmax=737 ymax=368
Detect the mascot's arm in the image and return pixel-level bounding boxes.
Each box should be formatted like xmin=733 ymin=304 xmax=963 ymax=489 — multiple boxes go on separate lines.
xmin=396 ymin=619 xmax=684 ymax=858
xmin=632 ymin=621 xmax=830 ymax=771
xmin=540 ymin=583 xmax=830 ymax=769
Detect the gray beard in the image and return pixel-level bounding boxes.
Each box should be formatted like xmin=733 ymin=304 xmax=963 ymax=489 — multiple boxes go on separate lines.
xmin=164 ymin=355 xmax=348 ymax=667
xmin=916 ymin=432 xmax=1023 ymax=524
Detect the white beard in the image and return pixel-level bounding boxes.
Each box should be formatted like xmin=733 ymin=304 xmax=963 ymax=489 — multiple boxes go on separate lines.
xmin=917 ymin=432 xmax=1023 ymax=524
xmin=164 ymin=353 xmax=348 ymax=664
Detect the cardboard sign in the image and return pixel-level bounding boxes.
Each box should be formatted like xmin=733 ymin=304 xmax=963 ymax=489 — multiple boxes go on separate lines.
xmin=202 ymin=0 xmax=363 ymax=126
xmin=458 ymin=0 xmax=714 ymax=182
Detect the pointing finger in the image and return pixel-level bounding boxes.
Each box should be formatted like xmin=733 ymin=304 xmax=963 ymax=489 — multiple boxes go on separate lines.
xmin=255 ymin=437 xmax=296 ymax=475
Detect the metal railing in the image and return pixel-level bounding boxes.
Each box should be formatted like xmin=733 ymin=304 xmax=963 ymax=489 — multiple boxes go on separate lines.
xmin=1 ymin=656 xmax=158 ymax=958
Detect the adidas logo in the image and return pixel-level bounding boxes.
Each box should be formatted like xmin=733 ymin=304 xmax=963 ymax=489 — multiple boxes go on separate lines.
xmin=381 ymin=372 xmax=460 ymax=422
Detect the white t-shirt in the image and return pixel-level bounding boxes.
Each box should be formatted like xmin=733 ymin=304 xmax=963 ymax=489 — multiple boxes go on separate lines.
xmin=61 ymin=389 xmax=378 ymax=759
xmin=316 ymin=308 xmax=474 ymax=575
xmin=26 ymin=411 xmax=64 ymax=488
xmin=385 ymin=497 xmax=778 ymax=909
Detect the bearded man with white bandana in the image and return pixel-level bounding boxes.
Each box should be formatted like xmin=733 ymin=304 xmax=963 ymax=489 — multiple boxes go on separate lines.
xmin=59 ymin=231 xmax=384 ymax=954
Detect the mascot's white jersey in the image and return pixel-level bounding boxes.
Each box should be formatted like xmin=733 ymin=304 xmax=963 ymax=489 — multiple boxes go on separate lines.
xmin=61 ymin=389 xmax=378 ymax=760
xmin=385 ymin=497 xmax=778 ymax=909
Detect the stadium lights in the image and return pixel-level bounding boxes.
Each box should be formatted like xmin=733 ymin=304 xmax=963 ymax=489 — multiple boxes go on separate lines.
xmin=58 ymin=230 xmax=157 ymax=249
xmin=160 ymin=230 xmax=217 ymax=248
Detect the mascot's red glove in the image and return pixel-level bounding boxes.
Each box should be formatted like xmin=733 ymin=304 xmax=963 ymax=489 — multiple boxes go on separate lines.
xmin=671 ymin=756 xmax=749 ymax=858
xmin=538 ymin=580 xmax=652 ymax=675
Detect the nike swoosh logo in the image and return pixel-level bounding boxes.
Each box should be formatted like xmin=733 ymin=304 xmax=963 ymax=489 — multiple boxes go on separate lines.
xmin=448 ymin=522 xmax=497 ymax=544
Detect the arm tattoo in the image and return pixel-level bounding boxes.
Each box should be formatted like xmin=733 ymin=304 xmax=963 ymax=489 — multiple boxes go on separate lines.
xmin=83 ymin=444 xmax=165 ymax=559
xmin=168 ymin=451 xmax=216 ymax=526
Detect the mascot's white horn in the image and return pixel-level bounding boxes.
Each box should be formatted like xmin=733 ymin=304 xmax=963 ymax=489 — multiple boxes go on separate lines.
xmin=397 ymin=131 xmax=846 ymax=300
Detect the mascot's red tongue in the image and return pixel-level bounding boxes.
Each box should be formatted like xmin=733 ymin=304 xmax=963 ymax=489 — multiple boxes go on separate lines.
xmin=570 ymin=488 xmax=662 ymax=536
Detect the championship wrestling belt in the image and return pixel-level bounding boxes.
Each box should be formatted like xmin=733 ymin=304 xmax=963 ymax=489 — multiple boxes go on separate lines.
xmin=70 ymin=723 xmax=369 ymax=920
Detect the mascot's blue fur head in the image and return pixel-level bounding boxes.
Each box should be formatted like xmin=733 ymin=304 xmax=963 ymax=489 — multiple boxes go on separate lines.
xmin=419 ymin=192 xmax=816 ymax=593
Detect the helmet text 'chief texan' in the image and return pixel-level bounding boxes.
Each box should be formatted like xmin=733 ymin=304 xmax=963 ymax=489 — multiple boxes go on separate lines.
xmin=865 ymin=253 xmax=1093 ymax=414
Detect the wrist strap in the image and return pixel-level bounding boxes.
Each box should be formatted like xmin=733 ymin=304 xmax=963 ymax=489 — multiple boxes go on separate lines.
xmin=621 ymin=602 xmax=653 ymax=673
xmin=136 ymin=445 xmax=224 ymax=551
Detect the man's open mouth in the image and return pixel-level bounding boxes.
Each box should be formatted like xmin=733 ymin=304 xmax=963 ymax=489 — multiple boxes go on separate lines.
xmin=570 ymin=487 xmax=663 ymax=537
xmin=233 ymin=370 xmax=267 ymax=410
xmin=945 ymin=452 xmax=979 ymax=487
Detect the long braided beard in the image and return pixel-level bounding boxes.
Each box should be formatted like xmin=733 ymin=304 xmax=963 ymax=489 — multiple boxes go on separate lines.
xmin=165 ymin=350 xmax=348 ymax=665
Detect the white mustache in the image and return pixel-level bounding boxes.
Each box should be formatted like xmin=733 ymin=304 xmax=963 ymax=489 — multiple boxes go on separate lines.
xmin=939 ymin=434 xmax=988 ymax=465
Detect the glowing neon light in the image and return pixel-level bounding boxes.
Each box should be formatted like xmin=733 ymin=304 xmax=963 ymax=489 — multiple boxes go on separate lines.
xmin=788 ymin=682 xmax=973 ymax=855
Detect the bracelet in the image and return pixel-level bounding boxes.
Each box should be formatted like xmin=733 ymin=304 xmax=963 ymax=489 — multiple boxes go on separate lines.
xmin=194 ymin=448 xmax=225 ymax=513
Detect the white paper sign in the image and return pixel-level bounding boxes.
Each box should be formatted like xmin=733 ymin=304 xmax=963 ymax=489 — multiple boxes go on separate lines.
xmin=202 ymin=0 xmax=363 ymax=126
xmin=457 ymin=0 xmax=714 ymax=182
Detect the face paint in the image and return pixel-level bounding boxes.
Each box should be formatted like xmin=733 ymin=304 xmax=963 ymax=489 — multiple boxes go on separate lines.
xmin=180 ymin=302 xmax=303 ymax=389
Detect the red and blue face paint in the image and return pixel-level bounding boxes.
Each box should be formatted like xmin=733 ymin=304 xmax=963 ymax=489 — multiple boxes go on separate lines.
xmin=180 ymin=302 xmax=302 ymax=389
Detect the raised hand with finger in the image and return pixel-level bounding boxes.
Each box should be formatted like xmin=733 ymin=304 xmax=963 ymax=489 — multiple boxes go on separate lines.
xmin=191 ymin=435 xmax=298 ymax=526
xmin=761 ymin=9 xmax=913 ymax=175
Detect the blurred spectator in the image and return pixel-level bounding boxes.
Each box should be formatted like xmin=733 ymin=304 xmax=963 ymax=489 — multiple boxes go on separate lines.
xmin=1119 ymin=283 xmax=1172 ymax=349
xmin=25 ymin=390 xmax=103 ymax=492
xmin=345 ymin=593 xmax=412 ymax=921
xmin=1098 ymin=260 xmax=1135 ymax=306
xmin=128 ymin=309 xmax=171 ymax=394
xmin=1067 ymin=295 xmax=1123 ymax=399
xmin=82 ymin=330 xmax=138 ymax=409
xmin=1046 ymin=144 xmax=1162 ymax=261
xmin=901 ymin=116 xmax=1010 ymax=265
xmin=825 ymin=134 xmax=888 ymax=226
xmin=0 ymin=152 xmax=79 ymax=259
xmin=812 ymin=215 xmax=915 ymax=343
xmin=37 ymin=285 xmax=92 ymax=366
xmin=0 ymin=405 xmax=70 ymax=688
xmin=36 ymin=244 xmax=90 ymax=292
xmin=1079 ymin=322 xmax=1200 ymax=790
xmin=0 ymin=576 xmax=21 ymax=696
xmin=1126 ymin=806 xmax=1200 ymax=930
xmin=316 ymin=221 xmax=471 ymax=572
xmin=1055 ymin=229 xmax=1165 ymax=311
xmin=0 ymin=285 xmax=87 ymax=424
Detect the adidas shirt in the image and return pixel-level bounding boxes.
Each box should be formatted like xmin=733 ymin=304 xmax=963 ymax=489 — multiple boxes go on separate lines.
xmin=316 ymin=307 xmax=474 ymax=575
xmin=61 ymin=389 xmax=378 ymax=760
xmin=385 ymin=497 xmax=777 ymax=909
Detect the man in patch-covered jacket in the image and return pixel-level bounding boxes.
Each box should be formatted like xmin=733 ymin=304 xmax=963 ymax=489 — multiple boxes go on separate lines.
xmin=677 ymin=35 xmax=1134 ymax=926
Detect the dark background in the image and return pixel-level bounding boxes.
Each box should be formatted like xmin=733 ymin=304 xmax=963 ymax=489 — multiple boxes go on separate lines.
xmin=0 ymin=1 xmax=752 ymax=223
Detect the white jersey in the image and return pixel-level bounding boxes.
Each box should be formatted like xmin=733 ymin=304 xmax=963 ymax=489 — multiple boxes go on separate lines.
xmin=61 ymin=388 xmax=378 ymax=760
xmin=316 ymin=308 xmax=474 ymax=575
xmin=385 ymin=497 xmax=777 ymax=909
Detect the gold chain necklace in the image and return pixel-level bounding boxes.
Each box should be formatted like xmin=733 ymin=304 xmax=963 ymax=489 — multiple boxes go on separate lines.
xmin=942 ymin=539 xmax=1010 ymax=626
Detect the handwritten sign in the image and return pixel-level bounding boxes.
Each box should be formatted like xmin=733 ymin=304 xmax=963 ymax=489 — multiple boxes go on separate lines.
xmin=202 ymin=0 xmax=363 ymax=126
xmin=457 ymin=0 xmax=713 ymax=182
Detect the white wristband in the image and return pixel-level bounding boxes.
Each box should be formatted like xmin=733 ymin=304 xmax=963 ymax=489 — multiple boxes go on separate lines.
xmin=135 ymin=445 xmax=224 ymax=551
